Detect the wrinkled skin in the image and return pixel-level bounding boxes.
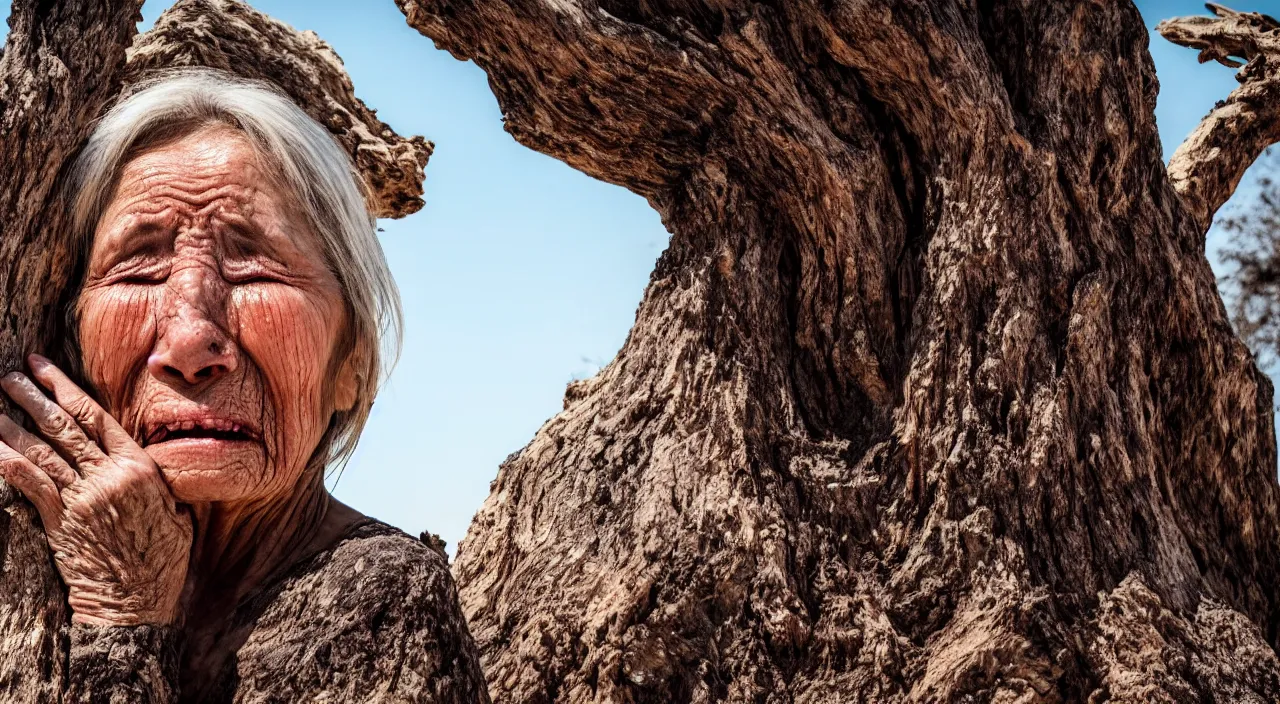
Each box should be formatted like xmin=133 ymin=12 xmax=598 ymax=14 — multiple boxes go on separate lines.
xmin=0 ymin=359 xmax=192 ymax=625
xmin=0 ymin=127 xmax=362 ymax=640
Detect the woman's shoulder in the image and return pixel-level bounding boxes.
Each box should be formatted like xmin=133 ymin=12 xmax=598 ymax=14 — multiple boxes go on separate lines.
xmin=256 ymin=518 xmax=461 ymax=631
xmin=229 ymin=519 xmax=488 ymax=702
xmin=316 ymin=519 xmax=455 ymax=596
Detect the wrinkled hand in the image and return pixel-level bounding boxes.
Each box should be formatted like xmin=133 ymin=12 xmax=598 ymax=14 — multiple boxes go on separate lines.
xmin=0 ymin=354 xmax=192 ymax=626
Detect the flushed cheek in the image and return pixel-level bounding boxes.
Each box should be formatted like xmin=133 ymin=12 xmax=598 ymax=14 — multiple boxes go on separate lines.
xmin=232 ymin=286 xmax=342 ymax=479
xmin=77 ymin=286 xmax=160 ymax=414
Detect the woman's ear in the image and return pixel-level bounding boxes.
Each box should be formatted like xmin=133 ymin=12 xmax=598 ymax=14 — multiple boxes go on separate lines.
xmin=334 ymin=349 xmax=362 ymax=413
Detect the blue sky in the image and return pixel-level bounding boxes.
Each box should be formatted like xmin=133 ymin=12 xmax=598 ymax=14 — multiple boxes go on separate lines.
xmin=1 ymin=1 xmax=1274 ymax=552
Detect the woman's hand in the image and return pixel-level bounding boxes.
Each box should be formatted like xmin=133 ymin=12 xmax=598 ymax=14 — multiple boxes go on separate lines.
xmin=0 ymin=354 xmax=192 ymax=626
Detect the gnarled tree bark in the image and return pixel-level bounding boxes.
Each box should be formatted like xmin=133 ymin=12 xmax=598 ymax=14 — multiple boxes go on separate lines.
xmin=1160 ymin=4 xmax=1280 ymax=232
xmin=0 ymin=1 xmax=430 ymax=699
xmin=400 ymin=1 xmax=1280 ymax=700
xmin=125 ymin=0 xmax=433 ymax=219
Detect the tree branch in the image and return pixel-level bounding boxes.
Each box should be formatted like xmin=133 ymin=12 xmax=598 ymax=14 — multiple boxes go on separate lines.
xmin=1159 ymin=3 xmax=1280 ymax=232
xmin=127 ymin=0 xmax=431 ymax=219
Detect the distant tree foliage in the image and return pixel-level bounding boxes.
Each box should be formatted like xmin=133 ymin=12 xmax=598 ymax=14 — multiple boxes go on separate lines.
xmin=1219 ymin=151 xmax=1280 ymax=369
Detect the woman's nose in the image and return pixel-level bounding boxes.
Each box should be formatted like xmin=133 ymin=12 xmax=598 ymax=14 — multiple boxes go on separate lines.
xmin=147 ymin=318 xmax=239 ymax=386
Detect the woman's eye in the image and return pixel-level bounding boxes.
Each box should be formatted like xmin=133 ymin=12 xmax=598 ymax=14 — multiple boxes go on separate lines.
xmin=223 ymin=262 xmax=287 ymax=285
xmin=106 ymin=261 xmax=169 ymax=285
xmin=232 ymin=274 xmax=282 ymax=285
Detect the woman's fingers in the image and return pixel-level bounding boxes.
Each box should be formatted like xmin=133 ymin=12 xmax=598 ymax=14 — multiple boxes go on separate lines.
xmin=0 ymin=444 xmax=64 ymax=532
xmin=27 ymin=354 xmax=137 ymax=458
xmin=0 ymin=415 xmax=77 ymax=489
xmin=1 ymin=372 xmax=107 ymax=470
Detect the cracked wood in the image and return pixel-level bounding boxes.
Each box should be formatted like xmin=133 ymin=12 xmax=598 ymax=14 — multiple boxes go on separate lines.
xmin=402 ymin=1 xmax=1280 ymax=700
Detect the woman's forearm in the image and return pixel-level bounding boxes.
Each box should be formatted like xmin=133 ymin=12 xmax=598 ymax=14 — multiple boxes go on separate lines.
xmin=67 ymin=624 xmax=181 ymax=704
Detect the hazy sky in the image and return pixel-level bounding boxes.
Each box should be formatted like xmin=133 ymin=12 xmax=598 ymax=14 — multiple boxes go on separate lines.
xmin=0 ymin=1 xmax=1273 ymax=553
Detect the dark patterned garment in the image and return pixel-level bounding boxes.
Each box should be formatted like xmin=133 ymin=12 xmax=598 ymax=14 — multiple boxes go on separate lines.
xmin=66 ymin=521 xmax=490 ymax=703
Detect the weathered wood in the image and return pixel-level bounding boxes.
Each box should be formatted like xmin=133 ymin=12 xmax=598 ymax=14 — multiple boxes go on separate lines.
xmin=0 ymin=1 xmax=431 ymax=699
xmin=1160 ymin=4 xmax=1280 ymax=231
xmin=126 ymin=0 xmax=433 ymax=219
xmin=0 ymin=3 xmax=144 ymax=699
xmin=401 ymin=0 xmax=1280 ymax=700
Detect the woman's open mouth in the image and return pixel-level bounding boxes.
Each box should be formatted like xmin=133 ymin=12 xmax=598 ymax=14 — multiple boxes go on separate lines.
xmin=143 ymin=418 xmax=261 ymax=446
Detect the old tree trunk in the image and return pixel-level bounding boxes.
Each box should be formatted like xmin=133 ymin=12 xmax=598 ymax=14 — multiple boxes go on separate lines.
xmin=0 ymin=0 xmax=432 ymax=699
xmin=401 ymin=1 xmax=1280 ymax=701
xmin=6 ymin=0 xmax=1280 ymax=701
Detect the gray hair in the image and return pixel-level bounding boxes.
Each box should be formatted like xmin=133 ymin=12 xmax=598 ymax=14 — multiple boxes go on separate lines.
xmin=66 ymin=67 xmax=403 ymax=472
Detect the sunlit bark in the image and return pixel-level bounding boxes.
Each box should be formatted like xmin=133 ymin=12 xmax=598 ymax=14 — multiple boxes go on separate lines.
xmin=402 ymin=1 xmax=1280 ymax=700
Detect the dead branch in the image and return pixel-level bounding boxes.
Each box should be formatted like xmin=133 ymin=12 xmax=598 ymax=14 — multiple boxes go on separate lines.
xmin=1159 ymin=3 xmax=1280 ymax=231
xmin=127 ymin=0 xmax=432 ymax=219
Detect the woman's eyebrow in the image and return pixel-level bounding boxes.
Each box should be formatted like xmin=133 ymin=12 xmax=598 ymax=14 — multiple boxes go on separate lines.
xmin=217 ymin=211 xmax=287 ymax=259
xmin=86 ymin=220 xmax=171 ymax=277
xmin=110 ymin=220 xmax=172 ymax=258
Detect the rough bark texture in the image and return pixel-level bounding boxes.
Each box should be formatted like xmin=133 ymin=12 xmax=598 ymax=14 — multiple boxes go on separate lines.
xmin=188 ymin=521 xmax=489 ymax=703
xmin=0 ymin=4 xmax=144 ymax=700
xmin=0 ymin=1 xmax=430 ymax=700
xmin=402 ymin=1 xmax=1280 ymax=701
xmin=1159 ymin=4 xmax=1280 ymax=232
xmin=59 ymin=522 xmax=490 ymax=704
xmin=67 ymin=624 xmax=182 ymax=703
xmin=125 ymin=0 xmax=433 ymax=219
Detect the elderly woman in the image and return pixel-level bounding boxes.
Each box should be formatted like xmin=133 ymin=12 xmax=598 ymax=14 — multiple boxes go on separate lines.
xmin=0 ymin=69 xmax=488 ymax=702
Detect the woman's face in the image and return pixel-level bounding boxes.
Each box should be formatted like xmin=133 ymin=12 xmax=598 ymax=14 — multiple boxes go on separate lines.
xmin=77 ymin=126 xmax=354 ymax=504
